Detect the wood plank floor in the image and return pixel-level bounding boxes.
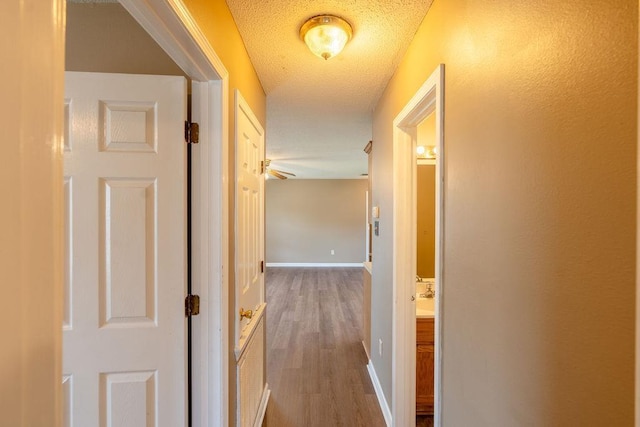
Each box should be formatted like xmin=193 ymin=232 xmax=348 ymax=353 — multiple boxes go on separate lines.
xmin=263 ymin=267 xmax=386 ymax=427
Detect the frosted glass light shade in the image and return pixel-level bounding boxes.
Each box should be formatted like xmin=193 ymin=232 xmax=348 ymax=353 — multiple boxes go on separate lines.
xmin=300 ymin=15 xmax=352 ymax=60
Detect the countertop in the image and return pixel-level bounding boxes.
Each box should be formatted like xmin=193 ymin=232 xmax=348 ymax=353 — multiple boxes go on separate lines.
xmin=416 ymin=296 xmax=434 ymax=318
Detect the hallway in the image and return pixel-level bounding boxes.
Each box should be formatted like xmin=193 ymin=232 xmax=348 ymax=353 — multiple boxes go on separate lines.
xmin=264 ymin=267 xmax=385 ymax=427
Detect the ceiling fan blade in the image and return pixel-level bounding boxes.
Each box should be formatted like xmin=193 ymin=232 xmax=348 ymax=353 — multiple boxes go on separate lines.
xmin=273 ymin=168 xmax=296 ymax=177
xmin=267 ymin=169 xmax=288 ymax=180
xmin=266 ymin=159 xmax=295 ymax=177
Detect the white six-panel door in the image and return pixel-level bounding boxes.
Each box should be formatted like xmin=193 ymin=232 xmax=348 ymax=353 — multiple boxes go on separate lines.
xmin=235 ymin=92 xmax=265 ymax=343
xmin=63 ymin=72 xmax=187 ymax=427
xmin=234 ymin=91 xmax=267 ymax=426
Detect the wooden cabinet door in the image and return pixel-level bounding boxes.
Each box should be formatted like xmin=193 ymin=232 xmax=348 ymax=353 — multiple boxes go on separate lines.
xmin=416 ymin=318 xmax=434 ymax=415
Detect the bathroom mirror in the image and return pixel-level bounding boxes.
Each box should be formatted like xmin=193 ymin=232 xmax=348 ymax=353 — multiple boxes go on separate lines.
xmin=416 ymin=112 xmax=436 ymax=279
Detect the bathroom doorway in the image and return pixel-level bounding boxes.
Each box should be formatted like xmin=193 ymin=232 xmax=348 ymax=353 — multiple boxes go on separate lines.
xmin=415 ymin=116 xmax=437 ymax=424
xmin=391 ymin=64 xmax=444 ymax=426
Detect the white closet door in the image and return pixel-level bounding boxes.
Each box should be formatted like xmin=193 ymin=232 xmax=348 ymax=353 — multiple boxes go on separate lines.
xmin=63 ymin=72 xmax=187 ymax=427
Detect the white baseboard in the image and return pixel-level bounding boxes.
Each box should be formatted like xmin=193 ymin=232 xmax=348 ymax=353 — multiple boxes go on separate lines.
xmin=367 ymin=361 xmax=392 ymax=426
xmin=253 ymin=384 xmax=270 ymax=427
xmin=266 ymin=262 xmax=364 ymax=268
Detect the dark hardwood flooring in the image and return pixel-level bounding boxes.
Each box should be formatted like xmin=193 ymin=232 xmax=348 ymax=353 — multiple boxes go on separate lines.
xmin=263 ymin=267 xmax=386 ymax=427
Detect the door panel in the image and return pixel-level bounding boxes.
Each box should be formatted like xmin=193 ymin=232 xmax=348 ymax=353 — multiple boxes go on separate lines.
xmin=234 ymin=92 xmax=266 ymax=426
xmin=63 ymin=72 xmax=187 ymax=427
xmin=235 ymin=96 xmax=265 ymax=340
xmin=100 ymin=178 xmax=157 ymax=327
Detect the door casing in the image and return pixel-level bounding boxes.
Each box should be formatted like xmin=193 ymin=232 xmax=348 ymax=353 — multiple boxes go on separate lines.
xmin=115 ymin=1 xmax=231 ymax=425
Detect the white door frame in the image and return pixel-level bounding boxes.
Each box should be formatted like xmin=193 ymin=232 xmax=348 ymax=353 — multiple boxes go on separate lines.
xmin=392 ymin=64 xmax=444 ymax=427
xmin=117 ymin=1 xmax=229 ymax=425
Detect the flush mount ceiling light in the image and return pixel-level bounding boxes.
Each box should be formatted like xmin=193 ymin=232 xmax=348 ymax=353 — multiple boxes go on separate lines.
xmin=300 ymin=15 xmax=353 ymax=60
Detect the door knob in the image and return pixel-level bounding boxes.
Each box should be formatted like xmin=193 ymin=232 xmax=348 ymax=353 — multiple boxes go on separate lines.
xmin=239 ymin=308 xmax=253 ymax=321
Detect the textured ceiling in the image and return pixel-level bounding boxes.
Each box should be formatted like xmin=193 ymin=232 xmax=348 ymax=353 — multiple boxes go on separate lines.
xmin=226 ymin=0 xmax=433 ymax=179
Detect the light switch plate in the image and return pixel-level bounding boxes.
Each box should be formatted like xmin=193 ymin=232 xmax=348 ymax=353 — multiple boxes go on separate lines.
xmin=372 ymin=206 xmax=380 ymax=218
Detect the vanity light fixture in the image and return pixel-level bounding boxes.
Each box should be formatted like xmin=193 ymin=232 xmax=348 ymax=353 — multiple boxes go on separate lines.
xmin=300 ymin=15 xmax=353 ymax=60
xmin=417 ymin=145 xmax=437 ymax=159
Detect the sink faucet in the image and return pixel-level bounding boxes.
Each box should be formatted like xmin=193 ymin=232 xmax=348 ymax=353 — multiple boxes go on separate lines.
xmin=419 ymin=281 xmax=435 ymax=299
xmin=425 ymin=282 xmax=435 ymax=299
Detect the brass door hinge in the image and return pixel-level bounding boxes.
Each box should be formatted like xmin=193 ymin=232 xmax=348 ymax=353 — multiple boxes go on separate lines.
xmin=185 ymin=294 xmax=200 ymax=316
xmin=260 ymin=160 xmax=265 ymax=174
xmin=363 ymin=140 xmax=373 ymax=154
xmin=260 ymin=260 xmax=264 ymax=273
xmin=185 ymin=121 xmax=200 ymax=144
xmin=239 ymin=307 xmax=253 ymax=321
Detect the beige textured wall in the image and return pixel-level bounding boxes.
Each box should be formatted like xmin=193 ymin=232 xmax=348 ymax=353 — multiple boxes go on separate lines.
xmin=371 ymin=0 xmax=637 ymax=424
xmin=66 ymin=3 xmax=186 ymax=77
xmin=266 ymin=179 xmax=368 ymax=264
xmin=417 ymin=165 xmax=435 ymax=278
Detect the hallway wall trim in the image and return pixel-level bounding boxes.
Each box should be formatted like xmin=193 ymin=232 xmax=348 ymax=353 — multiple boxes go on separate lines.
xmin=368 ymin=361 xmax=392 ymax=426
xmin=266 ymin=263 xmax=364 ymax=268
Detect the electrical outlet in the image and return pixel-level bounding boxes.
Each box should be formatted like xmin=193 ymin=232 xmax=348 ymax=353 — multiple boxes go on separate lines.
xmin=378 ymin=339 xmax=383 ymax=356
xmin=330 ymin=249 xmax=335 ymax=255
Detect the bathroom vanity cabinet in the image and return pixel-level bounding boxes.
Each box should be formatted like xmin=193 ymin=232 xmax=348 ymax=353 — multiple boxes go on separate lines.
xmin=416 ymin=317 xmax=434 ymax=415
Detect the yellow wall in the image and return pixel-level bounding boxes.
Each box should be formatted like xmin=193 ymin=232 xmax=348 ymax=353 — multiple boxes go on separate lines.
xmin=417 ymin=112 xmax=436 ymax=149
xmin=182 ymin=0 xmax=265 ymax=122
xmin=417 ymin=164 xmax=435 ymax=278
xmin=180 ymin=1 xmax=266 ymax=424
xmin=371 ymin=0 xmax=637 ymax=424
xmin=417 ymin=115 xmax=437 ymax=278
xmin=1 ymin=0 xmax=65 ymax=425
